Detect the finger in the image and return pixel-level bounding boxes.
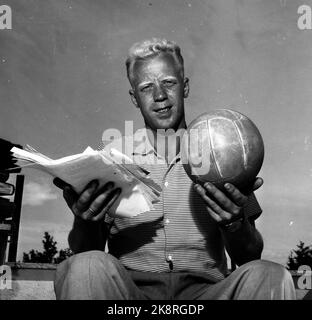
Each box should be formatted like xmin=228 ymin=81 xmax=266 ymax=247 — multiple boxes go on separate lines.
xmin=53 ymin=177 xmax=71 ymax=190
xmin=93 ymin=181 xmax=115 ymax=198
xmin=195 ymin=184 xmax=231 ymax=219
xmin=91 ymin=188 xmax=122 ymax=222
xmin=252 ymin=177 xmax=263 ymax=191
xmin=72 ymin=180 xmax=99 ymax=214
xmin=63 ymin=186 xmax=78 ymax=208
xmin=206 ymin=206 xmax=222 ymax=223
xmin=80 ymin=184 xmax=117 ymax=220
xmin=203 ymin=182 xmax=240 ymax=214
xmin=224 ymin=183 xmax=248 ymax=207
xmin=205 ymin=201 xmax=233 ymax=223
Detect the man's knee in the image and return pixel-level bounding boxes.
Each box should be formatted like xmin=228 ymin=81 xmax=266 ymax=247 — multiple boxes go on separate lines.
xmin=55 ymin=250 xmax=120 ymax=283
xmin=54 ymin=250 xmax=128 ymax=299
xmin=230 ymin=259 xmax=296 ymax=299
xmin=242 ymin=260 xmax=290 ymax=278
xmin=239 ymin=259 xmax=294 ymax=288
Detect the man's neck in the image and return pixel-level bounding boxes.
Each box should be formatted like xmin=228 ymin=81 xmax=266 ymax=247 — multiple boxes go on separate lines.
xmin=146 ymin=121 xmax=186 ymax=164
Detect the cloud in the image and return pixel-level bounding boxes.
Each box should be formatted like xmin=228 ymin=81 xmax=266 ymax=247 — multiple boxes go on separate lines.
xmin=23 ymin=181 xmax=58 ymax=206
xmin=18 ymin=220 xmax=72 ymax=260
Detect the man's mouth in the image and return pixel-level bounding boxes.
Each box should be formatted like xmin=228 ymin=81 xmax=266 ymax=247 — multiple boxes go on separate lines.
xmin=154 ymin=106 xmax=172 ymax=114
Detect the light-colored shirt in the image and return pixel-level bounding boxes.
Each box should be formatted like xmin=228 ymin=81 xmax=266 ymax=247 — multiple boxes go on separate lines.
xmin=103 ymin=131 xmax=262 ymax=283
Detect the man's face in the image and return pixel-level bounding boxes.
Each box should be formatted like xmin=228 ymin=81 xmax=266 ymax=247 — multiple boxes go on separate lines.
xmin=130 ymin=52 xmax=189 ymax=131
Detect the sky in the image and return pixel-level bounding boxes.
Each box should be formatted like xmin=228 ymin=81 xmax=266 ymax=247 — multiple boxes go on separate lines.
xmin=1 ymin=0 xmax=312 ymax=265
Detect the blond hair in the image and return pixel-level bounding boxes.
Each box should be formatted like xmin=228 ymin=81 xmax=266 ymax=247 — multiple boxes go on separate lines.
xmin=126 ymin=38 xmax=184 ymax=84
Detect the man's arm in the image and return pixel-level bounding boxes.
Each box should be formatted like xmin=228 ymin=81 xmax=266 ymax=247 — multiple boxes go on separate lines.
xmin=194 ymin=178 xmax=264 ymax=266
xmin=68 ymin=217 xmax=108 ymax=254
xmin=220 ymin=217 xmax=263 ymax=266
xmin=53 ymin=178 xmax=121 ymax=254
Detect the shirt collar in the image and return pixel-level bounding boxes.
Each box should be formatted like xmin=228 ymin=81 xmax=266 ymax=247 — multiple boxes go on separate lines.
xmin=131 ymin=128 xmax=181 ymax=164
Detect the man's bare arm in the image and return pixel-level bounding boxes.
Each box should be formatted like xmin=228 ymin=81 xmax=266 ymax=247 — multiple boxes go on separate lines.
xmin=53 ymin=178 xmax=121 ymax=254
xmin=68 ymin=217 xmax=109 ymax=254
xmin=195 ymin=178 xmax=264 ymax=266
xmin=220 ymin=217 xmax=263 ymax=266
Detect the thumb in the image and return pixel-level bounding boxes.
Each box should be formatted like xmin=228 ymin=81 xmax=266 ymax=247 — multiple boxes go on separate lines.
xmin=252 ymin=177 xmax=263 ymax=191
xmin=53 ymin=177 xmax=70 ymax=190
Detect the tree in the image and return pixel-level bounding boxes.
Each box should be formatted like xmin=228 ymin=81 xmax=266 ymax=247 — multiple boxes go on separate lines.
xmin=54 ymin=248 xmax=73 ymax=264
xmin=286 ymin=241 xmax=312 ymax=270
xmin=42 ymin=231 xmax=58 ymax=262
xmin=23 ymin=231 xmax=73 ymax=263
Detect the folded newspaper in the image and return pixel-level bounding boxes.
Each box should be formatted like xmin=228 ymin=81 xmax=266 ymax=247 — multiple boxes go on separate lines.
xmin=11 ymin=145 xmax=162 ymax=218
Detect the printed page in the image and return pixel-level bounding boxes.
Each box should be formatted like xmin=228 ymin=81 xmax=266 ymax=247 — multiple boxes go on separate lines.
xmin=11 ymin=146 xmax=157 ymax=218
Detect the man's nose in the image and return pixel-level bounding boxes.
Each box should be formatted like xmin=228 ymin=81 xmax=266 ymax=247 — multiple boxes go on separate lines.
xmin=153 ymin=84 xmax=168 ymax=102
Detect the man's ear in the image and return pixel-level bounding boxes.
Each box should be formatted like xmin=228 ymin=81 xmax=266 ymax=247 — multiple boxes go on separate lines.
xmin=129 ymin=89 xmax=139 ymax=108
xmin=183 ymin=77 xmax=190 ymax=98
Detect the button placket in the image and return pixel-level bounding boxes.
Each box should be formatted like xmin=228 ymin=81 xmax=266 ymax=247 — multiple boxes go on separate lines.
xmin=162 ymin=159 xmax=180 ymax=271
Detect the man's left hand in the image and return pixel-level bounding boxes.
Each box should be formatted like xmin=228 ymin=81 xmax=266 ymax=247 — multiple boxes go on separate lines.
xmin=194 ymin=177 xmax=263 ymax=226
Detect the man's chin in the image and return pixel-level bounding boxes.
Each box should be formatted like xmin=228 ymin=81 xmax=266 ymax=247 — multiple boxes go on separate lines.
xmin=147 ymin=116 xmax=184 ymax=131
xmin=154 ymin=121 xmax=176 ymax=131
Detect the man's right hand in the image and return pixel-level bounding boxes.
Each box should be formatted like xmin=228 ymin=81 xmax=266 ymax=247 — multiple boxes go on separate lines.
xmin=53 ymin=178 xmax=121 ymax=222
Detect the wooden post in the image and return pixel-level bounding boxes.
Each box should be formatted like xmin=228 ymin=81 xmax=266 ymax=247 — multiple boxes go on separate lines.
xmin=0 ymin=224 xmax=11 ymax=265
xmin=8 ymin=175 xmax=24 ymax=262
xmin=0 ymin=232 xmax=6 ymax=265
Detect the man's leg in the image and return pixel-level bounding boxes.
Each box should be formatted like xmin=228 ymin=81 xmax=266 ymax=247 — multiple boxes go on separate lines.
xmin=54 ymin=250 xmax=147 ymax=300
xmin=195 ymin=260 xmax=296 ymax=300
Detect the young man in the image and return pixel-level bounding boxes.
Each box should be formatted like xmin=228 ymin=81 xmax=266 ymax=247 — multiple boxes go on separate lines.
xmin=54 ymin=38 xmax=295 ymax=300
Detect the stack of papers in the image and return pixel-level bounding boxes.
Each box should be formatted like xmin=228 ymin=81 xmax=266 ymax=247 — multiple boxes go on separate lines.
xmin=11 ymin=145 xmax=161 ymax=218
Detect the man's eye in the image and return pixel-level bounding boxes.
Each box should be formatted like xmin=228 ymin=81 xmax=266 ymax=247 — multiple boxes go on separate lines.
xmin=163 ymin=80 xmax=176 ymax=87
xmin=141 ymin=85 xmax=152 ymax=92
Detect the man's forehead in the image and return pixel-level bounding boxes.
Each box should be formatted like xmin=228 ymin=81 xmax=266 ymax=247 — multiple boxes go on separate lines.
xmin=132 ymin=52 xmax=180 ymax=77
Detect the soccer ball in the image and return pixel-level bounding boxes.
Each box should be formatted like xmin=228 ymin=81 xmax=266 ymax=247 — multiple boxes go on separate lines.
xmin=181 ymin=109 xmax=264 ymax=192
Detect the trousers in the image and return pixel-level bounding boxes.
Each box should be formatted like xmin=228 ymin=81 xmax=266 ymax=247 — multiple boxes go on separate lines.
xmin=54 ymin=250 xmax=296 ymax=300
